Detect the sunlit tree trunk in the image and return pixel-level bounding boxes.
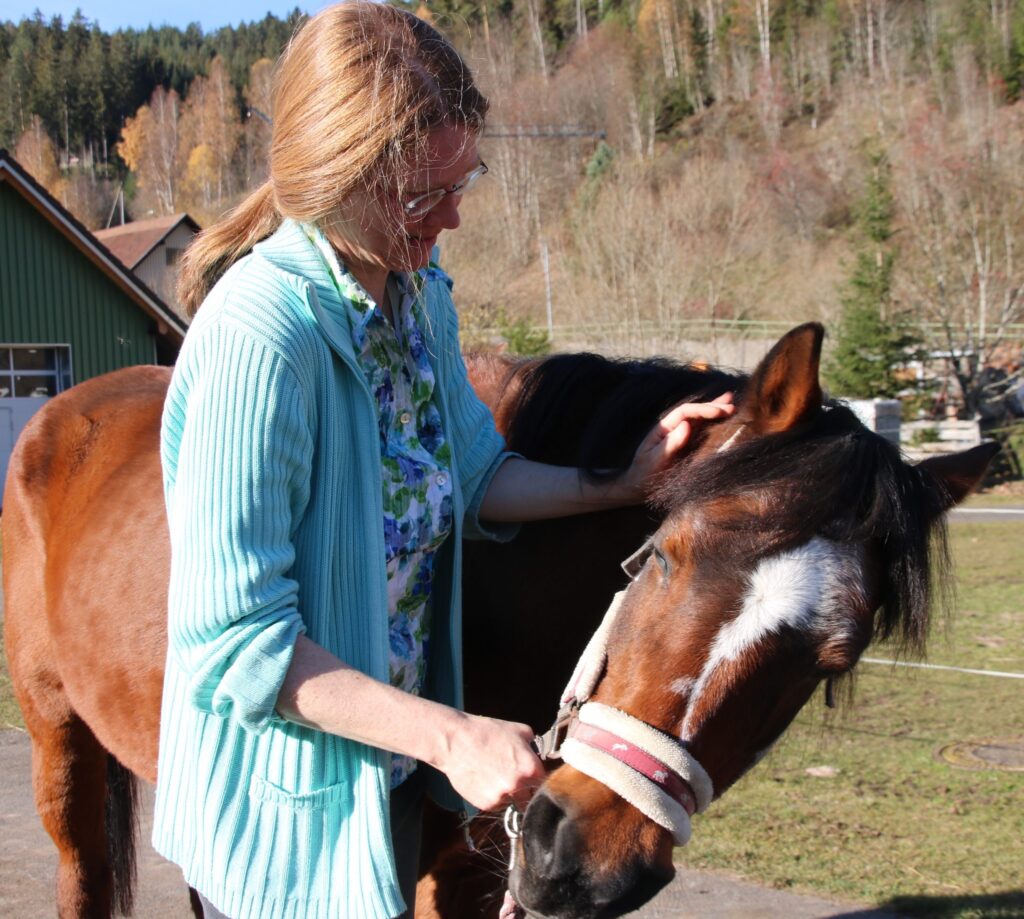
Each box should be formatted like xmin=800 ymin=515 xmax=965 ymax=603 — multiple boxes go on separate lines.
xmin=523 ymin=0 xmax=548 ymax=78
xmin=755 ymin=0 xmax=771 ymax=77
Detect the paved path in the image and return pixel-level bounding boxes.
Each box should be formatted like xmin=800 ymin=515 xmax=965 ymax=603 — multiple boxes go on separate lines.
xmin=0 ymin=730 xmax=902 ymax=919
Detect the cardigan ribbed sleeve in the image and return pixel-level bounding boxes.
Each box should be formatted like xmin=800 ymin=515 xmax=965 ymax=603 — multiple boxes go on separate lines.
xmin=161 ymin=316 xmax=313 ymax=735
xmin=425 ymin=283 xmax=517 ymax=542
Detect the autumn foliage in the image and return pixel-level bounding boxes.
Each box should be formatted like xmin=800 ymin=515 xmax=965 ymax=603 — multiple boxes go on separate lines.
xmin=3 ymin=2 xmax=1024 ymax=413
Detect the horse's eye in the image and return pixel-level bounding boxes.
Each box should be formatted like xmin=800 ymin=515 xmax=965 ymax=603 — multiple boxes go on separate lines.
xmin=652 ymin=546 xmax=670 ymax=576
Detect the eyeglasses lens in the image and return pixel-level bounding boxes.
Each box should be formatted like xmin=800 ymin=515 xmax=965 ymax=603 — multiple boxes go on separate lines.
xmin=404 ymin=163 xmax=488 ymax=217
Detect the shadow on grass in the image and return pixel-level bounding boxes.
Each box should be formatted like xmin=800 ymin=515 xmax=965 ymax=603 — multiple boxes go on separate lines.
xmin=863 ymin=890 xmax=1024 ymax=918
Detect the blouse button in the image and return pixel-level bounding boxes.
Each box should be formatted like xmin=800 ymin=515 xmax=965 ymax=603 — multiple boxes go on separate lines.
xmin=435 ymin=473 xmax=448 ymax=487
xmin=399 ymin=411 xmax=412 ymax=425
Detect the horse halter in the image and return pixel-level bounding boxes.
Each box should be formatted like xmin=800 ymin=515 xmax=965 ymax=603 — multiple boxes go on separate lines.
xmin=527 ymin=543 xmax=714 ymax=845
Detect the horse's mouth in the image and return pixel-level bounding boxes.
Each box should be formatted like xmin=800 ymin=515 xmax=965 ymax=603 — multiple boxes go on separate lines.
xmin=499 ymin=890 xmax=528 ymax=919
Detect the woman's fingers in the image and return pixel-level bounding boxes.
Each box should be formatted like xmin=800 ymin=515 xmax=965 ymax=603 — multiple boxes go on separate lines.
xmin=640 ymin=393 xmax=735 ymax=463
xmin=657 ymin=391 xmax=735 ymax=435
xmin=661 ymin=418 xmax=692 ymax=457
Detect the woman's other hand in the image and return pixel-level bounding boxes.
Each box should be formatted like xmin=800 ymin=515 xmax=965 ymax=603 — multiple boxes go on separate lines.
xmin=622 ymin=392 xmax=735 ymax=497
xmin=479 ymin=391 xmax=736 ymax=522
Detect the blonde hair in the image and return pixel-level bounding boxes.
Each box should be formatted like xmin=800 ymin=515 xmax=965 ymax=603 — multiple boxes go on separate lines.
xmin=178 ymin=1 xmax=488 ymax=315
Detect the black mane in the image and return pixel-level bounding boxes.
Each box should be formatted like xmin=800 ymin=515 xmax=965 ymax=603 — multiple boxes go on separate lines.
xmin=503 ymin=352 xmax=741 ymax=474
xmin=504 ymin=352 xmax=951 ymax=655
xmin=653 ymin=400 xmax=952 ymax=654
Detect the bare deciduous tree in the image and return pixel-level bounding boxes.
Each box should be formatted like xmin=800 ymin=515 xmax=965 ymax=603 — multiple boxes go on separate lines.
xmin=893 ymin=102 xmax=1024 ymax=415
xmin=117 ymin=86 xmax=181 ymax=216
xmin=15 ymin=115 xmax=60 ymax=193
xmin=243 ymin=58 xmax=274 ymax=187
xmin=563 ymin=153 xmax=770 ymax=355
xmin=177 ymin=57 xmax=241 ymax=220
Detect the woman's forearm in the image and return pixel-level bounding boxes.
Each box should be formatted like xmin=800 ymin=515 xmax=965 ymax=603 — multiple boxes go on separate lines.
xmin=480 ymin=394 xmax=736 ymax=523
xmin=275 ymin=635 xmax=544 ymax=810
xmin=276 ymin=634 xmax=461 ymax=763
xmin=479 ymin=457 xmax=633 ymax=522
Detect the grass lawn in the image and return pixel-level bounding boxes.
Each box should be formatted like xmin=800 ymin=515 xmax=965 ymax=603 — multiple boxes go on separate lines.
xmin=678 ymin=521 xmax=1024 ymax=918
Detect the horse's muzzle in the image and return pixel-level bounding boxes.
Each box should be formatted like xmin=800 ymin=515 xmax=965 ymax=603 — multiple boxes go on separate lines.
xmin=509 ymin=788 xmax=674 ymax=919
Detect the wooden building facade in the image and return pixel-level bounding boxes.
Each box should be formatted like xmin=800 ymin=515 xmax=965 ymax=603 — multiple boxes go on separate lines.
xmin=0 ymin=149 xmax=188 ymax=490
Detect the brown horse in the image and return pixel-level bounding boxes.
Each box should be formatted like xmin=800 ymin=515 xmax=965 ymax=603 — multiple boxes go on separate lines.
xmin=3 ymin=324 xmax=994 ymax=919
xmin=483 ymin=326 xmax=995 ymax=919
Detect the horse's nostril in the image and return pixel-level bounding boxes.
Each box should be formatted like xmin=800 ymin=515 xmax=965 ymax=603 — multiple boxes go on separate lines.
xmin=523 ymin=790 xmax=583 ymax=882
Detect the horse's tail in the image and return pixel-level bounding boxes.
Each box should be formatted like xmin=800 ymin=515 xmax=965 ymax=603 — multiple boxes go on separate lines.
xmin=105 ymin=755 xmax=139 ymax=916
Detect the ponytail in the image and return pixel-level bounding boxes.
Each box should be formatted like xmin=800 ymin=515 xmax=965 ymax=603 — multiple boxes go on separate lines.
xmin=177 ymin=181 xmax=281 ymax=316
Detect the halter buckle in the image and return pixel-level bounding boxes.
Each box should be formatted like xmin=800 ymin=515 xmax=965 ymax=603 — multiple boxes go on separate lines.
xmin=532 ymin=701 xmax=579 ymax=760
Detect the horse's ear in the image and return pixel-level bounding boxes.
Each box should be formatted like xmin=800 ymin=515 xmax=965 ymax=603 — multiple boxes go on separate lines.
xmin=917 ymin=442 xmax=1000 ymax=510
xmin=743 ymin=322 xmax=825 ymax=434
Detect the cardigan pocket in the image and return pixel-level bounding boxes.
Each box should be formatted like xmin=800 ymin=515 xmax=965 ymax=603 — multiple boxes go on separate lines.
xmin=249 ymin=773 xmax=350 ymax=810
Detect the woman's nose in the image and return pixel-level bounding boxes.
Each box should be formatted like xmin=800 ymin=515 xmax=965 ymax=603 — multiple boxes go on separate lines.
xmin=433 ymin=193 xmax=462 ymax=231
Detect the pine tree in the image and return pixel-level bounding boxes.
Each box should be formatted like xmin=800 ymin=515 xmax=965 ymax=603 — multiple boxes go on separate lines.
xmin=825 ymin=147 xmax=916 ymax=400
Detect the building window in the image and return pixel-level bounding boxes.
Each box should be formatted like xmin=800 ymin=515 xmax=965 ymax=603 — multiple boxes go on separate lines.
xmin=0 ymin=346 xmax=73 ymax=399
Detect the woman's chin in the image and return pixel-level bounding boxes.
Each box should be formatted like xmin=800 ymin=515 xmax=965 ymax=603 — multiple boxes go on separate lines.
xmin=407 ymin=233 xmax=439 ymax=263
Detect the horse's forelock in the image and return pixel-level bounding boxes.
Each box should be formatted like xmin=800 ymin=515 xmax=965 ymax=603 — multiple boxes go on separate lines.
xmin=503 ymin=354 xmax=950 ymax=655
xmin=651 ymin=403 xmax=951 ymax=656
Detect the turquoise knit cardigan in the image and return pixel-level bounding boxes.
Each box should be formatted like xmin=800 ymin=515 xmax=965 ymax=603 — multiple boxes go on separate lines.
xmin=153 ymin=219 xmax=513 ymax=919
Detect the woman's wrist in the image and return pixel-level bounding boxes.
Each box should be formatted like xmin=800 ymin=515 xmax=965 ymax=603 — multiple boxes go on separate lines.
xmin=480 ymin=458 xmax=643 ymax=522
xmin=578 ymin=470 xmax=643 ymax=508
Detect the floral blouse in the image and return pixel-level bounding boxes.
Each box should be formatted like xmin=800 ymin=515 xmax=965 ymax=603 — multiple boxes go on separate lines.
xmin=307 ymin=228 xmax=454 ymax=788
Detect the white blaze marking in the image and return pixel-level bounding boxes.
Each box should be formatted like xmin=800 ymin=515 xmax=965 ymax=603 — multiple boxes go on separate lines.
xmin=669 ymin=676 xmax=697 ymax=697
xmin=680 ymin=537 xmax=861 ymax=739
xmin=716 ymin=426 xmax=745 ymax=453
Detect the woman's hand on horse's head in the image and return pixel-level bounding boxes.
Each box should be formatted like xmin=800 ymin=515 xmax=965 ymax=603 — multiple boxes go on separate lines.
xmin=434 ymin=712 xmax=546 ymax=813
xmin=625 ymin=392 xmax=735 ymax=496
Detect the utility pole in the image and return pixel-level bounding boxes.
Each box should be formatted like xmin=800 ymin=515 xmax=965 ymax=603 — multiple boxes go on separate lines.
xmin=540 ymin=238 xmax=553 ymax=337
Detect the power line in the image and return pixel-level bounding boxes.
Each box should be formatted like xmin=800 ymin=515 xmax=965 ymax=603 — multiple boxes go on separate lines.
xmin=483 ymin=125 xmax=606 ymax=139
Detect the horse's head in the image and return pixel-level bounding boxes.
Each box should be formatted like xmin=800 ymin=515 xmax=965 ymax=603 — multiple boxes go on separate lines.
xmin=510 ymin=323 xmax=997 ymax=919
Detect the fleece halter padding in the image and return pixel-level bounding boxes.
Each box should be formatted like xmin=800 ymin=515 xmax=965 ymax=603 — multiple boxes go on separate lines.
xmin=560 ymin=589 xmax=627 ymax=705
xmin=550 ymin=585 xmax=714 ymax=845
xmin=560 ymin=702 xmax=712 ymax=845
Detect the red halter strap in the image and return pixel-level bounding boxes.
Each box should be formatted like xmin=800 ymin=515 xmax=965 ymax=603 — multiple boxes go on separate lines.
xmin=570 ymin=721 xmax=698 ymax=816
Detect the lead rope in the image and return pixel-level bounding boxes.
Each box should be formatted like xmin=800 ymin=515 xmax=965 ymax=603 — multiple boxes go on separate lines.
xmin=498 ymin=589 xmax=631 ymax=918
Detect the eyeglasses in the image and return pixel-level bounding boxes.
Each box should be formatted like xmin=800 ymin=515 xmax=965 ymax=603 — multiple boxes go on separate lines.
xmin=402 ymin=162 xmax=488 ymax=218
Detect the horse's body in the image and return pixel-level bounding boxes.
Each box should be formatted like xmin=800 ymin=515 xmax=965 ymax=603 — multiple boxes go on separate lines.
xmin=3 ymin=326 xmax=994 ymax=919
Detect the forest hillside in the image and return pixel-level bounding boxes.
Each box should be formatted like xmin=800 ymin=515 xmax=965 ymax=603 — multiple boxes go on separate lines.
xmin=3 ymin=1 xmax=1023 ymax=412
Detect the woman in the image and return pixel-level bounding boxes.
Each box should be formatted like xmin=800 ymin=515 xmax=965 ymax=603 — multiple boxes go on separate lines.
xmin=156 ymin=4 xmax=733 ymax=918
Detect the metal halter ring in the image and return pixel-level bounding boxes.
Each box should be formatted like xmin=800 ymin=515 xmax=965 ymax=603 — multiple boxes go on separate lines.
xmin=504 ymin=803 xmax=523 ymax=839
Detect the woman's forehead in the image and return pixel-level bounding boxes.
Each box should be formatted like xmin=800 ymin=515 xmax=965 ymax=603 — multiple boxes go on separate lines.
xmin=406 ymin=124 xmax=480 ymax=185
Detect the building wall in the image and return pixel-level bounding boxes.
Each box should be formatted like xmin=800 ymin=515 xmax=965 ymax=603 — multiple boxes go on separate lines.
xmin=0 ymin=182 xmax=158 ymax=382
xmin=133 ymin=222 xmax=196 ymax=318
